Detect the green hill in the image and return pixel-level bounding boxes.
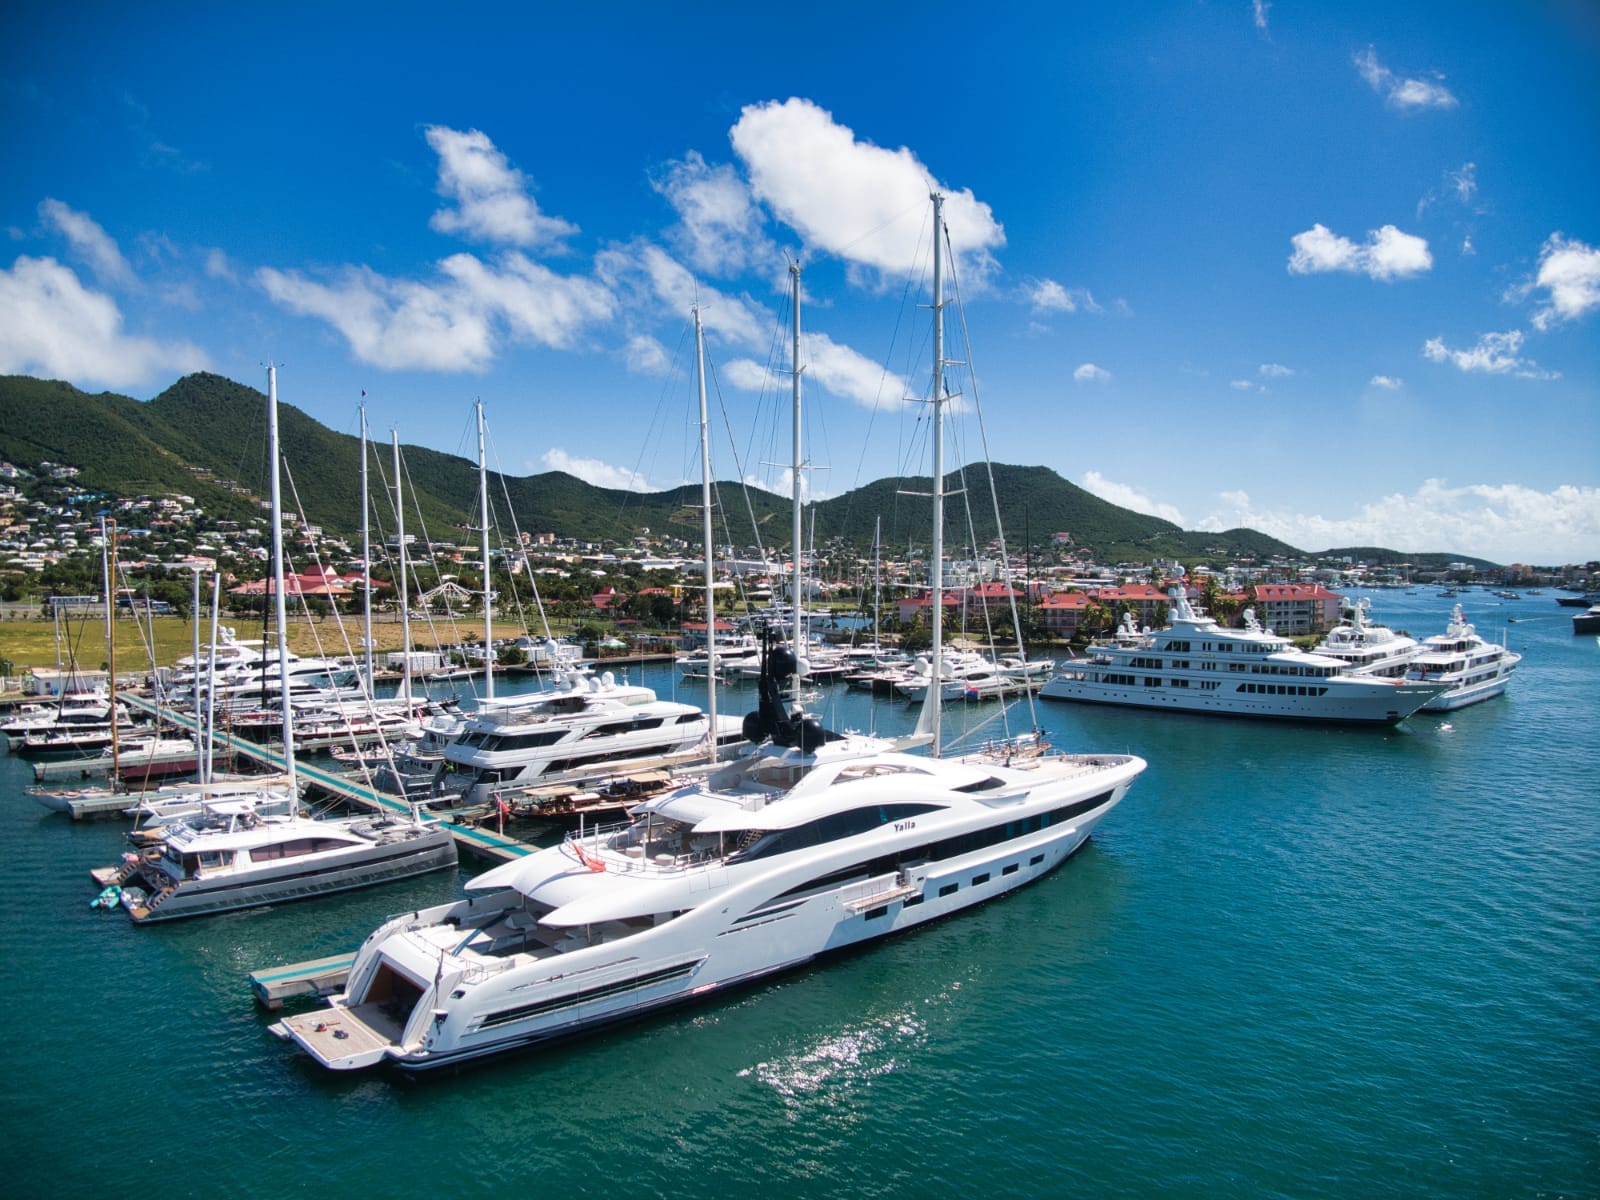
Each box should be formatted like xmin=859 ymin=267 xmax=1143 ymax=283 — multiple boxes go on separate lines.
xmin=0 ymin=371 xmax=1480 ymax=566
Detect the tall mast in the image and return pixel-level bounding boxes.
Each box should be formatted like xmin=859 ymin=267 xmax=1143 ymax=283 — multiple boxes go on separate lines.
xmin=102 ymin=515 xmax=119 ymax=771
xmin=912 ymin=192 xmax=948 ymax=754
xmin=99 ymin=513 xmax=113 ymax=674
xmin=189 ymin=565 xmax=202 ymax=710
xmin=267 ymin=365 xmax=296 ymax=792
xmin=359 ymin=402 xmax=374 ymax=691
xmin=392 ymin=429 xmax=412 ymax=708
xmin=477 ymin=399 xmax=494 ymax=700
xmin=695 ymin=306 xmax=718 ymax=763
xmin=873 ymin=515 xmax=882 ymax=647
xmin=203 ymin=572 xmax=220 ymax=784
xmin=790 ymin=261 xmax=805 ymax=699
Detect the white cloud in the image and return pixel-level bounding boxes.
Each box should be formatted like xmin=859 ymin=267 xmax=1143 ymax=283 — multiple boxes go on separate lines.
xmin=1024 ymin=278 xmax=1099 ymax=314
xmin=438 ymin=251 xmax=614 ymax=349
xmin=38 ymin=199 xmax=134 ymax=287
xmin=1367 ymin=225 xmax=1434 ymax=279
xmin=0 ymin=255 xmax=207 ymax=387
xmin=259 ymin=249 xmax=613 ymax=371
xmin=652 ymin=150 xmax=771 ymax=277
xmin=1253 ymin=1 xmax=1271 ymax=32
xmin=204 ymin=247 xmax=236 ymax=282
xmin=729 ymin=98 xmax=1004 ymax=286
xmin=1353 ymin=46 xmax=1459 ymax=110
xmin=1422 ymin=329 xmax=1557 ymax=380
xmin=807 ymin=331 xmax=908 ymax=408
xmin=1524 ymin=233 xmax=1600 ymax=331
xmin=1258 ymin=362 xmax=1293 ymax=378
xmin=721 ymin=358 xmax=773 ymax=393
xmin=1230 ymin=379 xmax=1257 ymax=391
xmin=1079 ymin=471 xmax=1185 ymax=524
xmin=725 ymin=329 xmax=908 ymax=412
xmin=258 ymin=264 xmax=495 ymax=372
xmin=1074 ymin=362 xmax=1111 ymax=384
xmin=1288 ymin=223 xmax=1359 ymax=273
xmin=1028 ymin=278 xmax=1071 ymax=312
xmin=596 ymin=238 xmax=907 ymax=409
xmin=624 ymin=334 xmax=670 ymax=375
xmin=1197 ymin=480 xmax=1600 ymax=565
xmin=424 ymin=126 xmax=578 ymax=249
xmin=596 ymin=241 xmax=769 ymax=351
xmin=1288 ymin=223 xmax=1431 ymax=280
xmin=540 ymin=448 xmax=654 ymax=492
xmin=1369 ymin=375 xmax=1404 ymax=390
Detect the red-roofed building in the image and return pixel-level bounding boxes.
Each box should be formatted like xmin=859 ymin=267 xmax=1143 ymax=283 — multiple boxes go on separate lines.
xmin=1091 ymin=584 xmax=1171 ymax=627
xmin=1035 ymin=590 xmax=1092 ymax=637
xmin=964 ymin=581 xmax=1024 ymax=609
xmin=1245 ymin=583 xmax=1342 ymax=634
xmin=227 ymin=570 xmax=355 ymax=598
xmin=896 ymin=590 xmax=963 ymax=625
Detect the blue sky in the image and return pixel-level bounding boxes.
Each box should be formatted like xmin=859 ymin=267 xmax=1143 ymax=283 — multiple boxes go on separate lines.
xmin=3 ymin=1 xmax=1597 ymax=565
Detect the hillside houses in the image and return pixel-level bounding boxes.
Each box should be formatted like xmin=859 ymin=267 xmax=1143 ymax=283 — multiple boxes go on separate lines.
xmin=2 ymin=457 xmax=1592 ymax=638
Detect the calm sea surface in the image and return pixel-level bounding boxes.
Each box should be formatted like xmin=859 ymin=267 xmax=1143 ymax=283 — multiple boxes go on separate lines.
xmin=3 ymin=590 xmax=1595 ymax=1199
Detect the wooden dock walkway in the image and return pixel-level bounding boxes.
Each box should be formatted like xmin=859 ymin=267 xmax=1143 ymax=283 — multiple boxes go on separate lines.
xmin=119 ymin=694 xmax=530 ymax=864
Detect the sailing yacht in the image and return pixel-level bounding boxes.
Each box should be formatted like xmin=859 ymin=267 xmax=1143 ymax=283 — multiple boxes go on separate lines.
xmin=91 ymin=366 xmax=457 ymax=923
xmin=272 ymin=193 xmax=1145 ymax=1073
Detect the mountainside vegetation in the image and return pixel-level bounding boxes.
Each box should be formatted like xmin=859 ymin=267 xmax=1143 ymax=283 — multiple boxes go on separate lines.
xmin=0 ymin=372 xmax=1489 ymax=566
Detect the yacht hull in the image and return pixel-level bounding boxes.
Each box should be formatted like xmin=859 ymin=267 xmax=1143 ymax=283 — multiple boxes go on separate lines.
xmin=1039 ymin=676 xmax=1439 ymax=724
xmin=1417 ymin=676 xmax=1512 ymax=712
xmin=274 ymin=763 xmax=1137 ymax=1073
xmin=119 ymin=831 xmax=457 ymax=923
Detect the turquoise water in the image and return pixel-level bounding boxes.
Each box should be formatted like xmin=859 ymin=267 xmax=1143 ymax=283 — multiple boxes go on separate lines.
xmin=4 ymin=591 xmax=1595 ymax=1199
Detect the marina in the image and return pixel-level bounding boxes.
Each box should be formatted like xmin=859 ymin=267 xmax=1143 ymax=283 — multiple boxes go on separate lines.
xmin=3 ymin=587 xmax=1595 ymax=1197
xmin=4 ymin=4 xmax=1594 ymax=1193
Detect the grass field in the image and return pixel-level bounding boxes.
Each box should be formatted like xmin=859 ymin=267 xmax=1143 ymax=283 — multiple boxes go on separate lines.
xmin=0 ymin=613 xmax=431 ymax=675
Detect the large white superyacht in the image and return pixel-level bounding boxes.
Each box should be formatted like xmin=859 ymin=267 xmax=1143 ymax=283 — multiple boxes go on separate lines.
xmin=272 ymin=641 xmax=1144 ymax=1071
xmin=1040 ymin=591 xmax=1445 ymax=723
xmin=272 ymin=192 xmax=1147 ymax=1075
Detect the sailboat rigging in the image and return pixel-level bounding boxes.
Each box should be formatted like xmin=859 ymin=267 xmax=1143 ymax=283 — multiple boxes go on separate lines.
xmin=272 ymin=193 xmax=1147 ymax=1072
xmin=90 ymin=366 xmax=458 ymax=922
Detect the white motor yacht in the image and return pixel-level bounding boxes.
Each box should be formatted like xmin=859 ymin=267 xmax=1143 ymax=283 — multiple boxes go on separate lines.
xmin=434 ymin=670 xmax=744 ymax=806
xmin=94 ymin=802 xmax=456 ymax=923
xmin=1313 ymin=598 xmax=1420 ymax=679
xmin=1404 ymin=604 xmax=1521 ymax=711
xmin=2 ymin=690 xmax=126 ymax=748
xmin=675 ymin=634 xmax=761 ymax=680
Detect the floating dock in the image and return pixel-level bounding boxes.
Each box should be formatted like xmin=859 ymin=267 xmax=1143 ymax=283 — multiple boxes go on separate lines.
xmin=248 ymin=954 xmax=356 ymax=1009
